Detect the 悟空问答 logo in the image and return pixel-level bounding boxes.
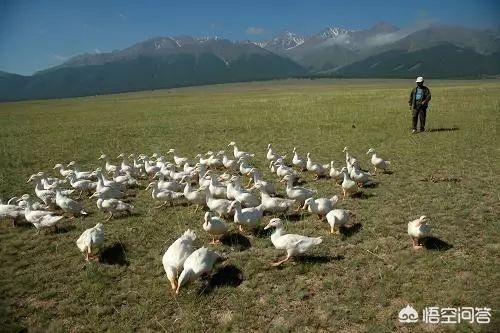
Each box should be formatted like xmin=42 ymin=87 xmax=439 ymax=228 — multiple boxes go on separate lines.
xmin=399 ymin=305 xmax=419 ymax=323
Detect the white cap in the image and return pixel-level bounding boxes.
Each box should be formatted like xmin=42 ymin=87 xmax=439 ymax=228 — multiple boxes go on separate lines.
xmin=416 ymin=76 xmax=424 ymax=83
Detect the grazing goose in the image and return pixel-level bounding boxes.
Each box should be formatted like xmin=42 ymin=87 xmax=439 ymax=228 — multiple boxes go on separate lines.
xmin=281 ymin=174 xmax=316 ymax=207
xmin=408 ymin=215 xmax=431 ymax=249
xmin=228 ymin=141 xmax=254 ymax=160
xmin=98 ymin=154 xmax=118 ymax=174
xmin=340 ymin=167 xmax=358 ymax=199
xmin=146 ymin=181 xmax=184 ymax=208
xmin=90 ymin=192 xmax=134 ymax=220
xmin=228 ymin=200 xmax=263 ymax=232
xmin=254 ymin=182 xmax=295 ymax=214
xmin=176 ymin=247 xmax=221 ymax=294
xmin=326 ymin=209 xmax=355 ymax=234
xmin=203 ymin=211 xmax=228 ymax=244
xmin=55 ymin=188 xmax=88 ymax=216
xmin=306 ymin=153 xmax=330 ymax=179
xmin=303 ymin=195 xmax=339 ymax=219
xmin=264 ymin=218 xmax=322 ymax=266
xmin=76 ymin=223 xmax=104 ymax=261
xmin=53 ymin=163 xmax=73 ymax=177
xmin=292 ymin=147 xmax=307 ymax=171
xmin=167 ymin=149 xmax=189 ymax=167
xmin=366 ymin=148 xmax=391 ymax=173
xmin=67 ymin=161 xmax=96 ymax=180
xmin=163 ymin=229 xmax=197 ymax=292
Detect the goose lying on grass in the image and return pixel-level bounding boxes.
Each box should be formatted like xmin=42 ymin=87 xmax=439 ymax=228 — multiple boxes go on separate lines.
xmin=176 ymin=247 xmax=221 ymax=294
xmin=264 ymin=218 xmax=322 ymax=266
xmin=163 ymin=229 xmax=197 ymax=292
xmin=408 ymin=215 xmax=431 ymax=249
xmin=303 ymin=195 xmax=339 ymax=219
xmin=366 ymin=148 xmax=391 ymax=173
xmin=76 ymin=223 xmax=104 ymax=261
xmin=203 ymin=211 xmax=228 ymax=244
xmin=326 ymin=209 xmax=355 ymax=234
xmin=90 ymin=192 xmax=134 ymax=220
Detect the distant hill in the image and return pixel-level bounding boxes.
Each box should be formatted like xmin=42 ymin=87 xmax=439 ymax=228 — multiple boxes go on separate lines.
xmin=335 ymin=43 xmax=500 ymax=78
xmin=0 ymin=38 xmax=306 ymax=102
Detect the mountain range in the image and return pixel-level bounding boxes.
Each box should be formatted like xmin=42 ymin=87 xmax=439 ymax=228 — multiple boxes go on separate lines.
xmin=1 ymin=23 xmax=499 ymax=101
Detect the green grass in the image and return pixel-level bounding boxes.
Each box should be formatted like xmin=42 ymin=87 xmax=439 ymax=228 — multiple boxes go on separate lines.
xmin=0 ymin=78 xmax=499 ymax=332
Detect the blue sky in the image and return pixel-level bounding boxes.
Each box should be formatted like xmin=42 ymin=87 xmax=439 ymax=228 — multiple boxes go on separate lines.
xmin=0 ymin=0 xmax=499 ymax=75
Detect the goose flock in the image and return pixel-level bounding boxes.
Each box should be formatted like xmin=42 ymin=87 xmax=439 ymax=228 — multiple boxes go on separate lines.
xmin=0 ymin=142 xmax=433 ymax=294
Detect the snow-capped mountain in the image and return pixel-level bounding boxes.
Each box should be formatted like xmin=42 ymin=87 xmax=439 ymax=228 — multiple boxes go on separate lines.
xmin=258 ymin=31 xmax=305 ymax=53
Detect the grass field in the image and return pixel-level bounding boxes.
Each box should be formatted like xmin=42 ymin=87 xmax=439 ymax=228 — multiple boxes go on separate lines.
xmin=0 ymin=78 xmax=499 ymax=332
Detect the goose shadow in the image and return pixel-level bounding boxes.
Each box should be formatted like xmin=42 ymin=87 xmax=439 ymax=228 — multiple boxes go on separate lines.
xmin=339 ymin=223 xmax=363 ymax=238
xmin=428 ymin=127 xmax=459 ymax=133
xmin=111 ymin=212 xmax=139 ymax=220
xmin=295 ymin=254 xmax=344 ymax=264
xmin=198 ymin=264 xmax=243 ymax=294
xmin=284 ymin=212 xmax=307 ymax=222
xmin=100 ymin=242 xmax=129 ymax=266
xmin=361 ymin=181 xmax=379 ymax=189
xmin=351 ymin=192 xmax=376 ymax=200
xmin=220 ymin=232 xmax=251 ymax=251
xmin=54 ymin=224 xmax=76 ymax=234
xmin=421 ymin=237 xmax=453 ymax=251
xmin=253 ymin=226 xmax=274 ymax=238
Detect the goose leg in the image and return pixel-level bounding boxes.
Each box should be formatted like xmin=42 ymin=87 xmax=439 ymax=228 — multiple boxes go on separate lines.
xmin=317 ymin=214 xmax=322 ymax=220
xmin=106 ymin=212 xmax=113 ymax=221
xmin=155 ymin=202 xmax=167 ymax=209
xmin=170 ymin=280 xmax=177 ymax=291
xmin=194 ymin=205 xmax=199 ymax=213
xmin=271 ymin=255 xmax=291 ymax=266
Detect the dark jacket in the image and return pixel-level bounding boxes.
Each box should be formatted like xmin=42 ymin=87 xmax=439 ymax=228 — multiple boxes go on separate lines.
xmin=408 ymin=85 xmax=431 ymax=109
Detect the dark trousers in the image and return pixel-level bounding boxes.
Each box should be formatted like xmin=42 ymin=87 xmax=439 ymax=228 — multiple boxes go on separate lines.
xmin=412 ymin=105 xmax=427 ymax=131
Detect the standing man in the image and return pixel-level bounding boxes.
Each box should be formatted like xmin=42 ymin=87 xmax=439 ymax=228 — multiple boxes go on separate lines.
xmin=408 ymin=76 xmax=431 ymax=133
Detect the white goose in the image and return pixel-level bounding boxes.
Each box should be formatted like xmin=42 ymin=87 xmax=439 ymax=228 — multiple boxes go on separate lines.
xmin=254 ymin=182 xmax=295 ymax=214
xmin=0 ymin=200 xmax=24 ymax=226
xmin=292 ymin=147 xmax=307 ymax=171
xmin=238 ymin=157 xmax=254 ymax=175
xmin=28 ymin=173 xmax=55 ymax=206
xmin=128 ymin=153 xmax=145 ymax=176
xmin=366 ymin=148 xmax=391 ymax=173
xmin=55 ymin=188 xmax=88 ymax=216
xmin=303 ymin=195 xmax=339 ymax=219
xmin=219 ymin=150 xmax=238 ymax=171
xmin=306 ymin=153 xmax=330 ymax=179
xmin=176 ymin=247 xmax=221 ymax=294
xmin=67 ymin=161 xmax=95 ymax=180
xmin=90 ymin=192 xmax=134 ymax=220
xmin=146 ymin=181 xmax=184 ymax=208
xmin=140 ymin=155 xmax=160 ymax=176
xmin=281 ymin=174 xmax=317 ymax=207
xmin=247 ymin=168 xmax=276 ymax=196
xmin=205 ymin=151 xmax=223 ymax=168
xmin=95 ymin=174 xmax=125 ymax=199
xmin=153 ymin=172 xmax=182 ymax=192
xmin=228 ymin=141 xmax=254 ymax=160
xmin=53 ymin=163 xmax=73 ymax=177
xmin=182 ymin=181 xmax=207 ymax=212
xmin=117 ymin=153 xmax=134 ymax=174
xmin=329 ymin=161 xmax=343 ymax=182
xmin=66 ymin=172 xmax=97 ymax=197
xmin=203 ymin=188 xmax=233 ymax=218
xmin=98 ymin=154 xmax=118 ymax=174
xmin=203 ymin=211 xmax=228 ymax=244
xmin=349 ymin=166 xmax=372 ymax=187
xmin=231 ymin=177 xmax=260 ymax=208
xmin=408 ymin=215 xmax=431 ymax=249
xmin=264 ymin=218 xmax=322 ymax=266
xmin=167 ymin=149 xmax=189 ymax=167
xmin=209 ymin=175 xmax=227 ymax=199
xmin=341 ymin=167 xmax=358 ymax=199
xmin=76 ymin=223 xmax=104 ymax=261
xmin=163 ymin=229 xmax=197 ymax=292
xmin=19 ymin=195 xmax=64 ymax=231
xmin=228 ymin=200 xmax=263 ymax=232
xmin=274 ymin=161 xmax=298 ymax=178
xmin=326 ymin=209 xmax=355 ymax=234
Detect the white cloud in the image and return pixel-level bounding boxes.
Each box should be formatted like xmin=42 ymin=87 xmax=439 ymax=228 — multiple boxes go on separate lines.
xmin=365 ymin=19 xmax=438 ymax=48
xmin=53 ymin=54 xmax=68 ymax=61
xmin=246 ymin=26 xmax=266 ymax=35
xmin=118 ymin=13 xmax=127 ymax=20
